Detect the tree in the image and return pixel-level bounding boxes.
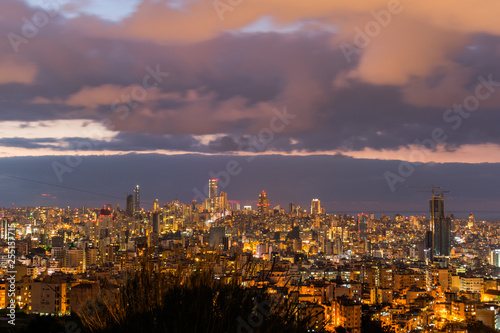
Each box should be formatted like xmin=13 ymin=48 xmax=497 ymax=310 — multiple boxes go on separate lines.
xmin=77 ymin=265 xmax=324 ymax=333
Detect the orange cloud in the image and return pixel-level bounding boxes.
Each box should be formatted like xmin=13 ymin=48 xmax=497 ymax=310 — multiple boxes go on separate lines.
xmin=66 ymin=84 xmax=130 ymax=108
xmin=343 ymin=18 xmax=467 ymax=85
xmin=0 ymin=55 xmax=38 ymax=84
xmin=64 ymin=0 xmax=500 ymax=90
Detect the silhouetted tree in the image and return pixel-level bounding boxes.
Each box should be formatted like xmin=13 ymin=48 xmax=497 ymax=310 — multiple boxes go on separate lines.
xmin=77 ymin=264 xmax=325 ymax=333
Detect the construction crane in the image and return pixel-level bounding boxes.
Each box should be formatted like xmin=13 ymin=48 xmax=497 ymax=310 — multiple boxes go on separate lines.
xmin=408 ymin=185 xmax=451 ymax=233
xmin=407 ymin=185 xmax=450 ymax=197
xmin=408 ymin=185 xmax=452 ymax=261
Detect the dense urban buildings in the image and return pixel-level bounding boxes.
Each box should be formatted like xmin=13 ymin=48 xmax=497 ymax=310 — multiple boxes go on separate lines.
xmin=1 ymin=0 xmax=499 ymax=331
xmin=1 ymin=180 xmax=499 ymax=332
xmin=258 ymin=190 xmax=270 ymax=216
xmin=134 ymin=185 xmax=141 ymax=213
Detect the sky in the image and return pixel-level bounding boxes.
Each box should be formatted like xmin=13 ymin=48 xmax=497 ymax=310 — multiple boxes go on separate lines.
xmin=0 ymin=0 xmax=500 ymax=213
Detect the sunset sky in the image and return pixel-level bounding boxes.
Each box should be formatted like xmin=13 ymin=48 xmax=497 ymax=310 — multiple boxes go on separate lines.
xmin=1 ymin=0 xmax=500 ymax=212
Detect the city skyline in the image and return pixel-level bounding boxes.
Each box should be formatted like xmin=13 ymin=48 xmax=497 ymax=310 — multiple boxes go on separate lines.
xmin=2 ymin=170 xmax=500 ymax=222
xmin=0 ymin=152 xmax=499 ymax=214
xmin=2 ymin=1 xmax=500 ymax=332
xmin=1 ymin=0 xmax=500 ymax=213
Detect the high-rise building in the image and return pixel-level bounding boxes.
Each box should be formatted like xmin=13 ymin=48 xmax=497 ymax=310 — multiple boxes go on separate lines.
xmin=219 ymin=191 xmax=228 ymax=212
xmin=467 ymin=212 xmax=475 ymax=229
xmin=423 ymin=230 xmax=433 ymax=262
xmin=208 ymin=179 xmax=218 ymax=212
xmin=257 ymin=190 xmax=270 ymax=216
xmin=126 ymin=194 xmax=134 ymax=216
xmin=0 ymin=218 xmax=8 ymax=241
xmin=153 ymin=199 xmax=159 ymax=211
xmin=358 ymin=214 xmax=368 ymax=241
xmin=311 ymin=199 xmax=321 ymax=215
xmin=430 ymin=192 xmax=451 ymax=257
xmin=491 ymin=249 xmax=500 ymax=267
xmin=152 ymin=212 xmax=160 ymax=234
xmin=134 ymin=185 xmax=141 ymax=212
xmin=209 ymin=179 xmax=218 ymax=199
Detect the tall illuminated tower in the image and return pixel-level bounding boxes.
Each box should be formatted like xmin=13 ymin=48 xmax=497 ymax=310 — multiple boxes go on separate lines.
xmin=209 ymin=179 xmax=218 ymax=199
xmin=311 ymin=199 xmax=321 ymax=215
xmin=208 ymin=179 xmax=218 ymax=211
xmin=257 ymin=190 xmax=270 ymax=216
xmin=134 ymin=185 xmax=140 ymax=212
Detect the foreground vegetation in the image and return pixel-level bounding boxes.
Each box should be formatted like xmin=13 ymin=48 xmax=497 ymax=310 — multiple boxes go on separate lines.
xmin=75 ymin=265 xmax=323 ymax=333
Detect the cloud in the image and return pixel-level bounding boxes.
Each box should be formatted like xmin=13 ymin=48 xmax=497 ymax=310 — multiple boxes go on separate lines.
xmin=208 ymin=135 xmax=241 ymax=152
xmin=0 ymin=119 xmax=114 ymax=140
xmin=0 ymin=0 xmax=499 ymax=163
xmin=343 ymin=18 xmax=467 ymax=85
xmin=65 ymin=84 xmax=130 ymax=108
xmin=62 ymin=0 xmax=500 ymax=91
xmin=0 ymin=55 xmax=38 ymax=84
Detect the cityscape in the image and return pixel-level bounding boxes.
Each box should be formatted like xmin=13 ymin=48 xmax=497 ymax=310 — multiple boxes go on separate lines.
xmin=1 ymin=0 xmax=500 ymax=332
xmin=1 ymin=180 xmax=500 ymax=332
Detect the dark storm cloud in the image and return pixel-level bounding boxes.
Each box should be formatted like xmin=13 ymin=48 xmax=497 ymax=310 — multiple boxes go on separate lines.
xmin=0 ymin=137 xmax=59 ymax=149
xmin=0 ymin=134 xmax=206 ymax=153
xmin=100 ymin=133 xmax=201 ymax=152
xmin=0 ymin=0 xmax=499 ymax=155
xmin=208 ymin=136 xmax=240 ymax=152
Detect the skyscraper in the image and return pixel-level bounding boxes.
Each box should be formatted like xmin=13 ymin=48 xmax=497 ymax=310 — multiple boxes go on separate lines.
xmin=208 ymin=179 xmax=218 ymax=212
xmin=257 ymin=190 xmax=270 ymax=216
xmin=152 ymin=212 xmax=160 ymax=234
xmin=134 ymin=185 xmax=140 ymax=212
xmin=430 ymin=192 xmax=451 ymax=257
xmin=490 ymin=249 xmax=500 ymax=267
xmin=358 ymin=213 xmax=368 ymax=241
xmin=126 ymin=194 xmax=134 ymax=217
xmin=219 ymin=191 xmax=228 ymax=212
xmin=311 ymin=199 xmax=321 ymax=215
xmin=209 ymin=179 xmax=218 ymax=199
